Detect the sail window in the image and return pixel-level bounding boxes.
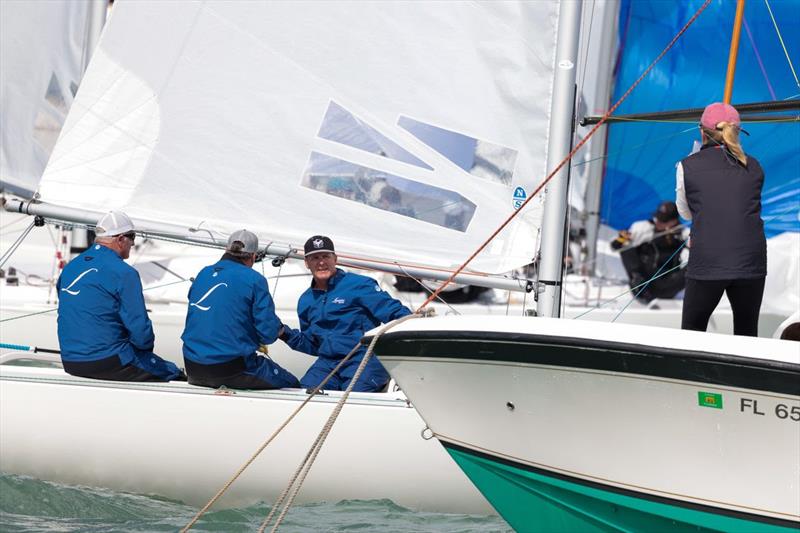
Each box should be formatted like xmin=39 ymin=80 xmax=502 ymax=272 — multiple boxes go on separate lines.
xmin=398 ymin=116 xmax=517 ymax=186
xmin=302 ymin=152 xmax=476 ymax=232
xmin=44 ymin=73 xmax=68 ymax=114
xmin=317 ymin=102 xmax=432 ymax=170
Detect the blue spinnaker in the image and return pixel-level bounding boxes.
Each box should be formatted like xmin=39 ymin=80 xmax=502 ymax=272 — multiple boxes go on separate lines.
xmin=602 ymin=0 xmax=799 ymax=237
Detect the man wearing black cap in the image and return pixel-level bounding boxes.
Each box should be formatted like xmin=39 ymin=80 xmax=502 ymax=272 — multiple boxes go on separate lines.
xmin=181 ymin=229 xmax=300 ymax=389
xmin=279 ymin=235 xmax=411 ymax=392
xmin=610 ymin=201 xmax=686 ymax=304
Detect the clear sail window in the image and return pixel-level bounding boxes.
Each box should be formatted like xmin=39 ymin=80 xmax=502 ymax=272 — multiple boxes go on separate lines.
xmin=317 ymin=101 xmax=432 ymax=170
xmin=302 ymin=152 xmax=476 ymax=232
xmin=398 ymin=116 xmax=517 ymax=186
xmin=44 ymin=73 xmax=67 ymax=113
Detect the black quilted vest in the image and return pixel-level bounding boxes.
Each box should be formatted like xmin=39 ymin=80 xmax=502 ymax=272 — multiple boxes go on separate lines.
xmin=681 ymin=144 xmax=766 ymax=280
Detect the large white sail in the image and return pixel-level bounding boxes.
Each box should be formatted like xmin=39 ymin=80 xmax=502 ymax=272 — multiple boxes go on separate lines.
xmin=36 ymin=1 xmax=560 ymax=274
xmin=0 ymin=0 xmax=97 ymax=197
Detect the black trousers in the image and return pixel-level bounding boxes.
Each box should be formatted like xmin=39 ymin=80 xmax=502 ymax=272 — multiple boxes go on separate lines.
xmin=681 ymin=277 xmax=765 ymax=336
xmin=63 ymin=354 xmax=186 ymax=382
xmin=184 ymin=357 xmax=278 ymax=390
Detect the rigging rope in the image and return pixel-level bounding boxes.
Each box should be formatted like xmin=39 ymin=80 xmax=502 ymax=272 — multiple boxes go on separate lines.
xmin=0 ymin=220 xmax=36 ymax=270
xmin=416 ymin=0 xmax=713 ymax=312
xmin=743 ymin=19 xmax=777 ymax=101
xmin=611 ymin=241 xmax=688 ymax=322
xmin=570 ymin=262 xmax=687 ymax=320
xmin=258 ymin=314 xmax=418 ymax=533
xmin=181 ymin=340 xmax=367 ymax=531
xmin=395 ymin=264 xmax=461 ymax=316
xmin=763 ymin=0 xmax=800 ymax=90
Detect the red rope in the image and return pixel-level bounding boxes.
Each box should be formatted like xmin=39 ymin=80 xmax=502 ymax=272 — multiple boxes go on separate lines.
xmin=416 ymin=0 xmax=713 ymax=312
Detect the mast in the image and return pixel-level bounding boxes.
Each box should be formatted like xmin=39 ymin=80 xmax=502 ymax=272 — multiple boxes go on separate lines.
xmin=536 ymin=0 xmax=583 ymax=318
xmin=723 ymin=0 xmax=746 ymax=103
xmin=580 ymin=0 xmax=620 ymax=277
xmin=81 ymin=0 xmax=107 ymax=74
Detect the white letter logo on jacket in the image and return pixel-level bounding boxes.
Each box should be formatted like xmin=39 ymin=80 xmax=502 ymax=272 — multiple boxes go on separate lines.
xmin=60 ymin=268 xmax=98 ymax=296
xmin=190 ymin=283 xmax=228 ymax=311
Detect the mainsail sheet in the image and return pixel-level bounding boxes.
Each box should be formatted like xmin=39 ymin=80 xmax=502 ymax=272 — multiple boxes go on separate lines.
xmin=35 ymin=0 xmax=561 ymax=274
xmin=0 ymin=0 xmax=97 ymax=197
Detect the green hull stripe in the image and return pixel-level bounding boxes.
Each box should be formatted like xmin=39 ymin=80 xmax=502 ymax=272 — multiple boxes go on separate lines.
xmin=447 ymin=447 xmax=797 ymax=532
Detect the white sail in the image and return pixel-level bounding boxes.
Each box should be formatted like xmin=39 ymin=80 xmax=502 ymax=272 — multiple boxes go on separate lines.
xmin=35 ymin=0 xmax=561 ymax=274
xmin=0 ymin=0 xmax=97 ymax=197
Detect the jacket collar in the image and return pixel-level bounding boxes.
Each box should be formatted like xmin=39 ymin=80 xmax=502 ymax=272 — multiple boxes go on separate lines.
xmin=92 ymin=243 xmax=122 ymax=260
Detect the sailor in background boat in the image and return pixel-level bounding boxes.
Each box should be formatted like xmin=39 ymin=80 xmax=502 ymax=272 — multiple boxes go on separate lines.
xmin=181 ymin=230 xmax=300 ymax=389
xmin=610 ymin=200 xmax=686 ymax=305
xmin=676 ymin=102 xmax=767 ymax=336
xmin=279 ymin=235 xmax=412 ymax=392
xmin=56 ymin=211 xmax=185 ymax=381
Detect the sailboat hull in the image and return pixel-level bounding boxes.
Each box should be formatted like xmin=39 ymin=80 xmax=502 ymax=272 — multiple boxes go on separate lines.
xmin=0 ymin=365 xmax=492 ymax=514
xmin=445 ymin=445 xmax=795 ymax=532
xmin=375 ymin=316 xmax=800 ymax=532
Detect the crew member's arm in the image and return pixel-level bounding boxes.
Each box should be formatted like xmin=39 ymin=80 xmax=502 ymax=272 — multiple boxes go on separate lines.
xmin=675 ymin=162 xmax=692 ymax=220
xmin=279 ymin=297 xmax=321 ymax=356
xmin=627 ymin=220 xmax=654 ymax=248
xmin=118 ymin=268 xmax=155 ymax=351
xmin=357 ymin=278 xmax=412 ymax=323
xmin=253 ymin=278 xmax=281 ymax=345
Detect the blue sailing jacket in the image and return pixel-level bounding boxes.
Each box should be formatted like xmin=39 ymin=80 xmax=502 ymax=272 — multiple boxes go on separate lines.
xmin=181 ymin=258 xmax=281 ymax=365
xmin=57 ymin=244 xmax=154 ymax=364
xmin=283 ymin=269 xmax=411 ymax=359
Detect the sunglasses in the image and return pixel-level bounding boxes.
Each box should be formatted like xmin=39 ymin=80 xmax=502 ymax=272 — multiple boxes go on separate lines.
xmin=120 ymin=232 xmax=136 ymax=242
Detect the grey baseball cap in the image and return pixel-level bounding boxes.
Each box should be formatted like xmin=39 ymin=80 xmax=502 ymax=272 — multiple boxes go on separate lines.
xmin=226 ymin=229 xmax=258 ymax=253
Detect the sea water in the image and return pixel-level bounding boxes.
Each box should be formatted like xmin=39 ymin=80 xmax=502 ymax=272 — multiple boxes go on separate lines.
xmin=0 ymin=474 xmax=512 ymax=532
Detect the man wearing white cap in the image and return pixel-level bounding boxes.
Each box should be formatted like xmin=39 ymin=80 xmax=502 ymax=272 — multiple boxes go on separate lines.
xmin=181 ymin=229 xmax=299 ymax=389
xmin=56 ymin=211 xmax=184 ymax=381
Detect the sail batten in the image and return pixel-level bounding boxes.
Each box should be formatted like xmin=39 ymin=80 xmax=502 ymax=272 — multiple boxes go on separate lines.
xmin=35 ymin=1 xmax=562 ymax=273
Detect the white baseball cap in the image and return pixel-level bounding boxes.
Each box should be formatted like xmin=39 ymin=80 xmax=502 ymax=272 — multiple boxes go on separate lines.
xmin=95 ymin=211 xmax=135 ymax=237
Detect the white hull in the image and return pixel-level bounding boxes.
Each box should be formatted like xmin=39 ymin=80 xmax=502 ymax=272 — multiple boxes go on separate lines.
xmin=0 ymin=364 xmax=492 ymax=514
xmin=376 ymin=316 xmax=800 ymax=524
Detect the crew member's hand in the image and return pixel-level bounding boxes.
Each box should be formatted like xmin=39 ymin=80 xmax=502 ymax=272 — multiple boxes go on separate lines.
xmin=258 ymin=344 xmax=270 ymax=355
xmin=610 ymin=230 xmax=630 ymax=251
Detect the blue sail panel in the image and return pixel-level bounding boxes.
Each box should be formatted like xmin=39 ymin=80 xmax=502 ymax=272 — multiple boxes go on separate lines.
xmin=602 ymin=0 xmax=800 ymax=237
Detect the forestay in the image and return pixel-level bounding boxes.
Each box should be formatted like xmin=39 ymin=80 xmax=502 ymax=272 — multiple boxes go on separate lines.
xmin=36 ymin=1 xmax=561 ymax=274
xmin=0 ymin=0 xmax=95 ymax=197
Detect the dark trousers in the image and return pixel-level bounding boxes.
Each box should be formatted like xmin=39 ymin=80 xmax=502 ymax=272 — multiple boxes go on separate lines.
xmin=185 ymin=356 xmax=299 ymax=390
xmin=63 ymin=353 xmax=186 ymax=382
xmin=300 ymin=354 xmax=390 ymax=392
xmin=681 ymin=277 xmax=765 ymax=336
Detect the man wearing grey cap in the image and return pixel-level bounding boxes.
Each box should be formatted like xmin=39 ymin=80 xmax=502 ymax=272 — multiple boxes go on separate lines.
xmin=57 ymin=211 xmax=184 ymax=381
xmin=181 ymin=229 xmax=299 ymax=389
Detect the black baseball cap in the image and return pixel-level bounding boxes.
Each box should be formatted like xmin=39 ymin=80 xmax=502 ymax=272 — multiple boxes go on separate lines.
xmin=304 ymin=235 xmax=335 ymax=256
xmin=653 ymin=201 xmax=679 ymax=223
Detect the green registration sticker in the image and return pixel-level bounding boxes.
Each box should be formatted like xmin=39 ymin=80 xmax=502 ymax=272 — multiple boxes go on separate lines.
xmin=698 ymin=391 xmax=723 ymax=409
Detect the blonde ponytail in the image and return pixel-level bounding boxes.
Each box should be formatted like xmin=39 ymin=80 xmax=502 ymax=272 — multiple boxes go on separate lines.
xmin=702 ymin=122 xmax=747 ymax=166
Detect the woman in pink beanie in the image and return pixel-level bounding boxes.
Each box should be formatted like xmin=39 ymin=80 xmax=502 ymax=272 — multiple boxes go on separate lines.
xmin=675 ymin=102 xmax=766 ymax=336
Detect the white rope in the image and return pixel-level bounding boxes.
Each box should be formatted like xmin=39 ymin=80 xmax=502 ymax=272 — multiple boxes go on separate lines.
xmin=259 ymin=313 xmax=420 ymax=533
